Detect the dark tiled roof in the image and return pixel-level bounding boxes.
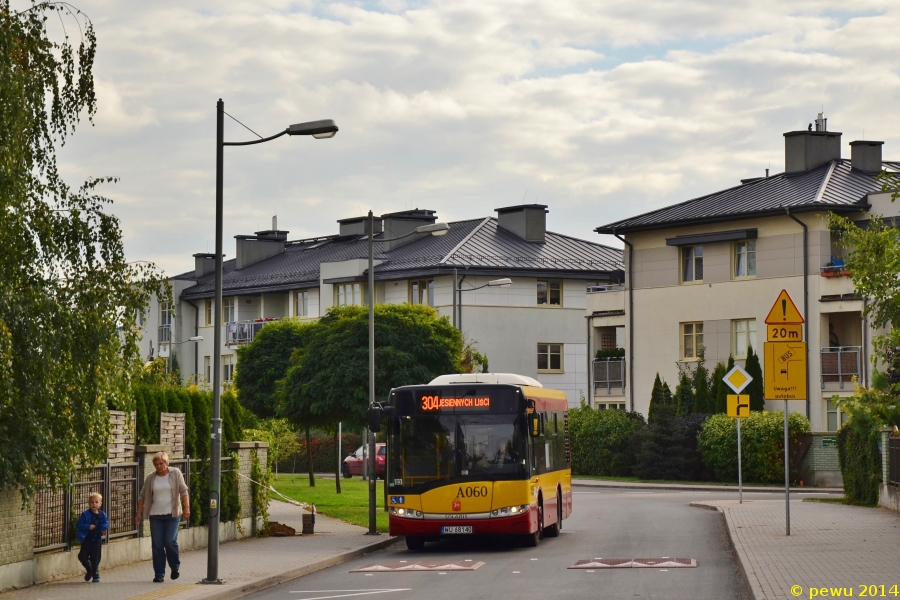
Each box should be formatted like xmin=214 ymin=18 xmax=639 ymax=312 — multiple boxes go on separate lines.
xmin=179 ymin=216 xmax=623 ymax=298
xmin=595 ymin=159 xmax=889 ymax=234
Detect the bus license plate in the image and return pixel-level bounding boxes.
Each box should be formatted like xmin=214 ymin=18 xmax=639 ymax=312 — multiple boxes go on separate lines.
xmin=441 ymin=526 xmax=472 ymax=534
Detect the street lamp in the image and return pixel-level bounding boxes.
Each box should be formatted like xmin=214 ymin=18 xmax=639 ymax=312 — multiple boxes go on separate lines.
xmin=165 ymin=336 xmax=205 ymax=374
xmin=366 ymin=212 xmax=449 ymax=534
xmin=205 ymin=100 xmax=337 ymax=584
xmin=452 ymin=276 xmax=512 ymax=331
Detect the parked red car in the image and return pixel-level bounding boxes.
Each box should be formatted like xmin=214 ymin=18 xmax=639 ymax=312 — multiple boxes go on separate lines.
xmin=342 ymin=443 xmax=386 ymax=479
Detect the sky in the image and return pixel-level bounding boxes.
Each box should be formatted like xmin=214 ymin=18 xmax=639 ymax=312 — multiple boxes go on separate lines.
xmin=30 ymin=0 xmax=900 ymax=276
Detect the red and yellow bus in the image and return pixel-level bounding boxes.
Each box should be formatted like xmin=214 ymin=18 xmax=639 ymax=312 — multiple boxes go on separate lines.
xmin=379 ymin=373 xmax=572 ymax=550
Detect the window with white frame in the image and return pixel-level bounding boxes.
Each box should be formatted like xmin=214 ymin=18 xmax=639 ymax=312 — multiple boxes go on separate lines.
xmin=596 ymin=402 xmax=626 ymax=411
xmin=537 ymin=343 xmax=563 ymax=372
xmin=204 ymin=356 xmax=211 ymax=384
xmin=334 ymin=283 xmax=364 ymax=307
xmin=681 ymin=322 xmax=704 ymax=359
xmin=136 ymin=309 xmax=145 ymax=327
xmin=409 ymin=280 xmax=435 ymax=307
xmin=223 ymin=297 xmax=235 ymax=324
xmin=733 ymin=240 xmax=757 ymax=278
xmin=826 ymin=399 xmax=848 ymax=431
xmin=223 ymin=355 xmax=235 ymax=383
xmin=295 ymin=290 xmax=310 ymax=317
xmin=160 ymin=302 xmax=173 ymax=326
xmin=537 ymin=280 xmax=562 ymax=306
xmin=204 ymin=299 xmax=213 ymax=326
xmin=681 ymin=246 xmax=703 ymax=282
xmin=732 ymin=319 xmax=757 ymax=357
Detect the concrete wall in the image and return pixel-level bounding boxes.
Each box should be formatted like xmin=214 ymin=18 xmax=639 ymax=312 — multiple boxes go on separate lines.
xmin=0 ymin=488 xmax=34 ymax=590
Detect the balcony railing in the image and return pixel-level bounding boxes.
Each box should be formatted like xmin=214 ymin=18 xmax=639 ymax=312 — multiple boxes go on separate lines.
xmin=587 ymin=283 xmax=625 ymax=293
xmin=820 ymin=346 xmax=862 ymax=389
xmin=225 ymin=318 xmax=276 ymax=346
xmin=593 ymin=358 xmax=626 ymax=395
xmin=158 ymin=324 xmax=171 ymax=343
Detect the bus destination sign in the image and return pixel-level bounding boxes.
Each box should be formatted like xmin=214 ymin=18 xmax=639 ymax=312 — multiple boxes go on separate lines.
xmin=421 ymin=395 xmax=490 ymax=411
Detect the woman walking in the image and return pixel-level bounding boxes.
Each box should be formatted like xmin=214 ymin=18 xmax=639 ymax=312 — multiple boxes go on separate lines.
xmin=135 ymin=451 xmax=190 ymax=583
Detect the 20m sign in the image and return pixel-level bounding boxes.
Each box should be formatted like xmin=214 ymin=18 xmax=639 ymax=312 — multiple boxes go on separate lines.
xmin=456 ymin=486 xmax=489 ymax=498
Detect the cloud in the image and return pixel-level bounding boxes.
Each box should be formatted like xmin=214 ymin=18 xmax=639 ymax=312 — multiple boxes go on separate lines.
xmin=41 ymin=0 xmax=900 ymax=274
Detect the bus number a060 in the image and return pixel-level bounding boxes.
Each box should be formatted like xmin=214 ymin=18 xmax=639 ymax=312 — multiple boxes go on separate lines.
xmin=456 ymin=486 xmax=489 ymax=498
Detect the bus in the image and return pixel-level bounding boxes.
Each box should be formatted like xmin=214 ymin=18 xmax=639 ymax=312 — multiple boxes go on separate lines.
xmin=370 ymin=373 xmax=572 ymax=550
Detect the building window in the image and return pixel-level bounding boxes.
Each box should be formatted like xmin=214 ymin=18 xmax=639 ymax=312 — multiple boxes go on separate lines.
xmin=223 ymin=297 xmax=235 ymax=324
xmin=335 ymin=283 xmax=364 ymax=307
xmin=826 ymin=399 xmax=848 ymax=431
xmin=410 ymin=280 xmax=435 ymax=307
xmin=682 ymin=322 xmax=704 ymax=359
xmin=160 ymin=302 xmax=173 ymax=327
xmin=223 ymin=355 xmax=234 ymax=383
xmin=204 ymin=356 xmax=211 ymax=384
xmin=537 ymin=280 xmax=561 ymax=306
xmin=295 ymin=291 xmax=310 ymax=317
xmin=732 ymin=319 xmax=757 ymax=357
xmin=204 ymin=299 xmax=213 ymax=326
xmin=596 ymin=402 xmax=626 ymax=411
xmin=537 ymin=343 xmax=563 ymax=372
xmin=734 ymin=240 xmax=757 ymax=278
xmin=600 ymin=333 xmax=616 ymax=350
xmin=681 ymin=246 xmax=703 ymax=282
xmin=136 ymin=309 xmax=145 ymax=327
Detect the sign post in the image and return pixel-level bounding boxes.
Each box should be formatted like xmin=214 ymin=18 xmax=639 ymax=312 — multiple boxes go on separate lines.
xmin=763 ymin=289 xmax=806 ymax=536
xmin=724 ymin=366 xmax=752 ymax=503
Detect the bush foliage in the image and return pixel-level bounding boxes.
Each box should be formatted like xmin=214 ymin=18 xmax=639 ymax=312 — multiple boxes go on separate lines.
xmin=698 ymin=411 xmax=810 ymax=483
xmin=569 ymin=402 xmax=644 ymax=476
xmin=836 ymin=415 xmax=882 ymax=506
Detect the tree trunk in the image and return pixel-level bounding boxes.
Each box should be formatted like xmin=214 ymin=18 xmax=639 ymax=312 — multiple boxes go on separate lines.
xmin=306 ymin=425 xmax=315 ymax=487
xmin=334 ymin=430 xmax=342 ymax=494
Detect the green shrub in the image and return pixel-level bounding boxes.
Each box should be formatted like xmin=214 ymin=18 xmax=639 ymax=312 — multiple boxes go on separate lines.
xmin=634 ymin=405 xmax=689 ymax=479
xmin=595 ymin=348 xmax=625 ymax=360
xmin=836 ymin=414 xmax=882 ymax=506
xmin=570 ymin=403 xmax=644 ymax=476
xmin=698 ymin=411 xmax=810 ymax=483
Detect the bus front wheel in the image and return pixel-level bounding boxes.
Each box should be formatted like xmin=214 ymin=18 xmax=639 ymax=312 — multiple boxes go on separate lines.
xmin=523 ymin=501 xmax=543 ymax=547
xmin=405 ymin=536 xmax=425 ymax=550
xmin=544 ymin=491 xmax=561 ymax=538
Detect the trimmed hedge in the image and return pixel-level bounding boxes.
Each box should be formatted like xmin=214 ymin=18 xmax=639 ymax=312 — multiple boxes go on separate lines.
xmin=698 ymin=411 xmax=810 ymax=483
xmin=569 ymin=403 xmax=644 ymax=476
xmin=836 ymin=415 xmax=882 ymax=506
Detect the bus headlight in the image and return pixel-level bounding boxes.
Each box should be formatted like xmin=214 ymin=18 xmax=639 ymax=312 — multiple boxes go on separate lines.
xmin=491 ymin=505 xmax=529 ymax=517
xmin=389 ymin=507 xmax=423 ymax=519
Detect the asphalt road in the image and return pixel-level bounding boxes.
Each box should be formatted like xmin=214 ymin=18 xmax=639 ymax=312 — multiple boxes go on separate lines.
xmin=245 ymin=488 xmax=832 ymax=600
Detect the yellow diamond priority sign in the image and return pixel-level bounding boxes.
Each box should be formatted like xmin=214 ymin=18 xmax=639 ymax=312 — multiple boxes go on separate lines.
xmin=723 ymin=365 xmax=752 ymax=394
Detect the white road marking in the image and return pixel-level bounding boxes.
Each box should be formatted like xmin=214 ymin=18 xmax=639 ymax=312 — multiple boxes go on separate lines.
xmin=512 ymin=571 xmax=520 ymax=574
xmin=289 ymin=590 xmax=412 ymax=600
xmin=623 ymin=491 xmax=654 ymax=494
xmin=660 ymin=569 xmax=668 ymax=572
xmin=586 ymin=570 xmax=595 ymax=573
xmin=530 ymin=558 xmax=538 ymax=561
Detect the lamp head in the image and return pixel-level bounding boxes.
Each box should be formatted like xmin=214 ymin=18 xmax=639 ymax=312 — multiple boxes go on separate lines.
xmin=288 ymin=119 xmax=339 ymax=139
xmin=414 ymin=222 xmax=450 ymax=236
xmin=488 ymin=278 xmax=512 ymax=287
xmin=188 ymin=336 xmax=204 ymax=342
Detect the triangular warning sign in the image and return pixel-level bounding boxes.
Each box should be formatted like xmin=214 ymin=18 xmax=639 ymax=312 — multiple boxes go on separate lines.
xmin=764 ymin=289 xmax=804 ymax=324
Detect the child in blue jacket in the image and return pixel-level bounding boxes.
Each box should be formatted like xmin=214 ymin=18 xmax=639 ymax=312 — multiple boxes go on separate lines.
xmin=76 ymin=493 xmax=109 ymax=583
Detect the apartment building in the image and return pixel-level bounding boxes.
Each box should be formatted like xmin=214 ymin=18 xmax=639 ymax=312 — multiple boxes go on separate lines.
xmin=589 ymin=117 xmax=899 ymax=431
xmin=140 ymin=205 xmax=623 ymax=406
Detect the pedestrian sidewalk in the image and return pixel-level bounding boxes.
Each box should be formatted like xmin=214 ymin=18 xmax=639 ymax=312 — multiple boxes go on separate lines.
xmin=693 ymin=499 xmax=900 ymax=600
xmin=0 ymin=501 xmax=397 ymax=600
xmin=573 ymin=478 xmax=843 ymax=493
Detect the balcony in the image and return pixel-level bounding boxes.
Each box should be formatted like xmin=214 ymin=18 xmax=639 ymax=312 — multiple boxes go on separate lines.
xmin=158 ymin=325 xmax=170 ymax=357
xmin=587 ymin=284 xmax=626 ymax=316
xmin=821 ymin=346 xmax=861 ymax=389
xmin=226 ymin=318 xmax=276 ymax=346
xmin=593 ymin=358 xmax=626 ymax=396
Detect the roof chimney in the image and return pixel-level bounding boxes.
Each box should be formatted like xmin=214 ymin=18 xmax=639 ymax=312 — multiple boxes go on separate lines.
xmin=849 ymin=140 xmax=884 ymax=174
xmin=495 ymin=204 xmax=548 ymax=242
xmin=234 ymin=222 xmax=289 ymax=269
xmin=337 ymin=215 xmax=383 ymax=237
xmin=193 ymin=253 xmax=219 ymax=278
xmin=783 ymin=117 xmax=841 ymax=174
xmin=380 ymin=209 xmax=437 ymax=250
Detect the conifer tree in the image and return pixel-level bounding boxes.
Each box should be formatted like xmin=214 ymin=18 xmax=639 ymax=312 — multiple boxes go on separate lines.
xmin=745 ymin=346 xmax=765 ymax=411
xmin=692 ymin=350 xmax=711 ymax=413
xmin=648 ymin=373 xmax=665 ymax=423
xmin=709 ymin=361 xmax=727 ymax=413
xmin=674 ymin=370 xmax=695 ymax=415
xmin=715 ymin=356 xmax=734 ymax=414
xmin=634 ymin=404 xmax=689 ymax=480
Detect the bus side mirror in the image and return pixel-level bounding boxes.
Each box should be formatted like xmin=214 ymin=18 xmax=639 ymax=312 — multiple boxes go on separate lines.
xmin=367 ymin=406 xmax=383 ymax=433
xmin=529 ymin=413 xmax=542 ymax=437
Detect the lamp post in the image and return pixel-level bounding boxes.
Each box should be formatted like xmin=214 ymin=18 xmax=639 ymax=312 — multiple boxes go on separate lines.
xmin=205 ymin=100 xmax=338 ymax=584
xmin=452 ymin=275 xmax=512 ymax=331
xmin=366 ymin=212 xmax=448 ymax=534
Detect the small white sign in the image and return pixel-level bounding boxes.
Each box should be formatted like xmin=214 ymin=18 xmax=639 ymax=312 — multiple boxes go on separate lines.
xmin=724 ymin=365 xmax=753 ymax=394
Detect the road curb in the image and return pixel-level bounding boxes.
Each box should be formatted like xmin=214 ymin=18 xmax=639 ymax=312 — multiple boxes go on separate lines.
xmin=192 ymin=535 xmax=401 ymax=600
xmin=690 ymin=502 xmax=761 ymax=600
xmin=573 ymin=480 xmax=843 ymax=494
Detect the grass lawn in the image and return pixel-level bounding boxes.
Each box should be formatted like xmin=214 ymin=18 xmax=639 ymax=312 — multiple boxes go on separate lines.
xmin=272 ymin=474 xmax=389 ymax=532
xmin=573 ymin=474 xmax=788 ymax=487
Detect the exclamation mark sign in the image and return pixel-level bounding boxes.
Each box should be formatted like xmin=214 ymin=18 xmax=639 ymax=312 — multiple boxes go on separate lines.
xmin=782 ymin=299 xmax=787 ymax=321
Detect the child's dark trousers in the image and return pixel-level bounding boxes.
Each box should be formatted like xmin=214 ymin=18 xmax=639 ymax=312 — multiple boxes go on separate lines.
xmin=78 ymin=541 xmax=102 ymax=577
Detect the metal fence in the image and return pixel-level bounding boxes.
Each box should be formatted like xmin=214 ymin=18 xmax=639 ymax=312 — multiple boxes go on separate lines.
xmin=34 ymin=462 xmax=140 ymax=553
xmin=593 ymin=358 xmax=626 ymax=394
xmin=225 ymin=320 xmax=268 ymax=345
xmin=890 ymin=436 xmax=900 ymax=487
xmin=820 ymin=346 xmax=861 ymax=388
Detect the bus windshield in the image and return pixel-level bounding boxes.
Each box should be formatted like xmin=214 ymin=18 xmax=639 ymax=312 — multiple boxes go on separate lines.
xmin=389 ymin=413 xmax=528 ymax=492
